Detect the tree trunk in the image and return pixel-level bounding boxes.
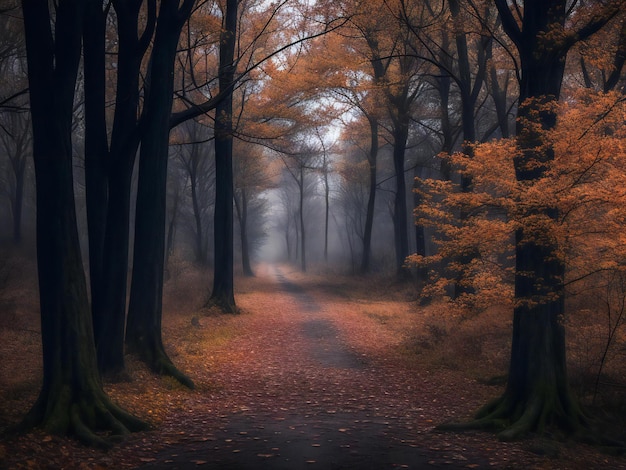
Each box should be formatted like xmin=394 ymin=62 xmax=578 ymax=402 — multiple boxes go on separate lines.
xmin=323 ymin=156 xmax=330 ymax=263
xmin=209 ymin=0 xmax=238 ymax=313
xmin=454 ymin=0 xmax=602 ymax=440
xmin=413 ymin=165 xmax=428 ymax=283
xmin=360 ymin=116 xmax=378 ymax=274
xmin=392 ymin=114 xmax=410 ymax=278
xmin=88 ymin=0 xmax=152 ymax=378
xmin=235 ymin=188 xmax=254 ymax=277
xmin=96 ymin=164 xmax=136 ymax=376
xmin=285 ymin=220 xmax=292 ymax=261
xmin=190 ymin=164 xmax=207 ymax=264
xmin=83 ymin=0 xmax=107 ymax=335
xmin=299 ymin=165 xmax=307 ymax=272
xmin=487 ymin=36 xmax=510 ymax=139
xmin=21 ymin=0 xmax=146 ymax=446
xmin=126 ymin=0 xmax=194 ymax=387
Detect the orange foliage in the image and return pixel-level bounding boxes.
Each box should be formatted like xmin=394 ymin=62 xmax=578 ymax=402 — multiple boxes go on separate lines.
xmin=409 ymin=90 xmax=626 ymax=310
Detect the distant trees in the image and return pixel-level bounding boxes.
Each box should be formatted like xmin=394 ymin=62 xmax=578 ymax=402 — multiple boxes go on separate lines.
xmin=233 ymin=140 xmax=273 ymax=277
xmin=282 ymin=144 xmax=322 ymax=273
xmin=351 ymin=0 xmax=425 ymax=278
xmin=0 ymin=108 xmax=30 ymax=244
xmin=172 ymin=119 xmax=215 ymax=265
xmin=0 ymin=3 xmax=29 ymax=245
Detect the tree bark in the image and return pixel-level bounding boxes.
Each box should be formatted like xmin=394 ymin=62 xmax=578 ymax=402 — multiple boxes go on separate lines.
xmin=21 ymin=0 xmax=146 ymax=446
xmin=190 ymin=156 xmax=208 ymax=264
xmin=209 ymin=0 xmax=238 ymax=312
xmin=391 ymin=110 xmax=410 ymax=278
xmin=87 ymin=0 xmax=155 ymax=378
xmin=126 ymin=0 xmax=195 ymax=387
xmin=323 ymin=158 xmax=330 ymax=263
xmin=235 ymin=188 xmax=254 ymax=277
xmin=299 ymin=165 xmax=307 ymax=272
xmin=83 ymin=0 xmax=108 ymax=367
xmin=360 ymin=116 xmax=378 ymax=274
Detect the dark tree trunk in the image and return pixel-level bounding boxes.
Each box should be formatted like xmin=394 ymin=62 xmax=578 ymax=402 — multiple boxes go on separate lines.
xmin=294 ymin=210 xmax=300 ymax=262
xmin=97 ymin=161 xmax=136 ymax=376
xmin=323 ymin=163 xmax=329 ymax=263
xmin=21 ymin=0 xmax=146 ymax=446
xmin=487 ymin=34 xmax=511 ymax=139
xmin=88 ymin=0 xmax=155 ymax=378
xmin=126 ymin=0 xmax=194 ymax=387
xmin=234 ymin=188 xmax=254 ymax=277
xmin=284 ymin=218 xmax=292 ymax=261
xmin=190 ymin=162 xmax=207 ymax=264
xmin=391 ymin=113 xmax=410 ymax=278
xmin=360 ymin=116 xmax=378 ymax=274
xmin=299 ymin=165 xmax=307 ymax=272
xmin=209 ymin=0 xmax=238 ymax=312
xmin=453 ymin=0 xmax=617 ymax=440
xmin=166 ymin=190 xmax=178 ymax=265
xmin=437 ymin=67 xmax=454 ymax=180
xmin=413 ymin=165 xmax=428 ymax=283
xmin=83 ymin=0 xmax=108 ymax=346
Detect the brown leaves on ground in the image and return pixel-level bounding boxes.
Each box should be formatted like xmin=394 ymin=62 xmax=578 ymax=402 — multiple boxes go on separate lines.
xmin=0 ymin=261 xmax=625 ymax=468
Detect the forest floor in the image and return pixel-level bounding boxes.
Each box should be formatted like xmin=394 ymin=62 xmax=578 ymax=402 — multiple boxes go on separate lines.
xmin=1 ymin=260 xmax=626 ymax=469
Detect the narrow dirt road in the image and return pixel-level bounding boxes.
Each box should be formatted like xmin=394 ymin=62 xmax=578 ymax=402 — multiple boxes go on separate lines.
xmin=139 ymin=265 xmax=488 ymax=469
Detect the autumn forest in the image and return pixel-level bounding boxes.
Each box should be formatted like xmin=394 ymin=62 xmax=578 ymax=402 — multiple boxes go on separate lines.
xmin=2 ymin=0 xmax=626 ymax=468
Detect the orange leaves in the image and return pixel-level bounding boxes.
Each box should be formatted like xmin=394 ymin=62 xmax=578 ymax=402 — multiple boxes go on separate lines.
xmin=412 ymin=90 xmax=626 ymax=307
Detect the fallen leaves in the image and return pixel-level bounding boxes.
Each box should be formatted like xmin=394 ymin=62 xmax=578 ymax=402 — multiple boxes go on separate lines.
xmin=0 ymin=264 xmax=624 ymax=469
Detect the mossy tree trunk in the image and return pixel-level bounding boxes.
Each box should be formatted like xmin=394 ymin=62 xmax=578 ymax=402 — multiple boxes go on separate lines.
xmin=126 ymin=0 xmax=195 ymax=388
xmin=21 ymin=0 xmax=146 ymax=446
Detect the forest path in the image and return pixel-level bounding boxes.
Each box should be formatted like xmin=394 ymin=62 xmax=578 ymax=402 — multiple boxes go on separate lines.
xmin=139 ymin=264 xmax=485 ymax=469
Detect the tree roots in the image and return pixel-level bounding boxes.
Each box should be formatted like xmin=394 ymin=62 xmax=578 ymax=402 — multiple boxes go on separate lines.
xmin=205 ymin=295 xmax=239 ymax=314
xmin=127 ymin=339 xmax=195 ymax=389
xmin=436 ymin=392 xmax=624 ymax=451
xmin=21 ymin=387 xmax=149 ymax=448
xmin=150 ymin=353 xmax=195 ymax=389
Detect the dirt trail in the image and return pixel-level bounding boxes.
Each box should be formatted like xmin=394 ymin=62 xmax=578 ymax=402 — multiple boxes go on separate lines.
xmin=140 ymin=265 xmax=485 ymax=469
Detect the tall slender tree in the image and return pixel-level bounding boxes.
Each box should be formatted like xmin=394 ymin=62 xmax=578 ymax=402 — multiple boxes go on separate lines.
xmin=207 ymin=0 xmax=238 ymax=312
xmin=126 ymin=0 xmax=195 ymax=387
